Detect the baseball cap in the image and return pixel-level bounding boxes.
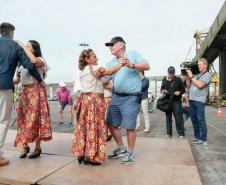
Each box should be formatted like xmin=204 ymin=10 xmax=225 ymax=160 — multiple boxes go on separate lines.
xmin=59 ymin=82 xmax=66 ymax=87
xmin=168 ymin=66 xmax=175 ymax=74
xmin=105 ymin=36 xmax=126 ymax=47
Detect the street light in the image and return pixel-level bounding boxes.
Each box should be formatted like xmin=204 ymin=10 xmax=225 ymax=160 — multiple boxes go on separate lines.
xmin=79 ymin=43 xmax=89 ymax=49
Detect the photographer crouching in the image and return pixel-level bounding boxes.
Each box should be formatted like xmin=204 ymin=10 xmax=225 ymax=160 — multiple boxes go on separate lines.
xmin=185 ymin=58 xmax=211 ymax=146
xmin=161 ymin=66 xmax=185 ymax=139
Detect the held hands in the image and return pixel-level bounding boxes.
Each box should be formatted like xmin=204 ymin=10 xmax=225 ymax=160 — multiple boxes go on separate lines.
xmin=93 ymin=57 xmax=130 ymax=78
xmin=98 ymin=67 xmax=105 ymax=73
xmin=96 ymin=67 xmax=105 ymax=77
xmin=118 ymin=57 xmax=133 ymax=68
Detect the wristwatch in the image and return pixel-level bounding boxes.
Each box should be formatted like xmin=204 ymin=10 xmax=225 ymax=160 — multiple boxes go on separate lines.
xmin=132 ymin=64 xmax=135 ymax=69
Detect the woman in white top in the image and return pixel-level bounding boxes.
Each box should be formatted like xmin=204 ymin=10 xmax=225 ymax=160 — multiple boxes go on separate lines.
xmin=14 ymin=40 xmax=52 ymax=159
xmin=72 ymin=49 xmax=124 ymax=165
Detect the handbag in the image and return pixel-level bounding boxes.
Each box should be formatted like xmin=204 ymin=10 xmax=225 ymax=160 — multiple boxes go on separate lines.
xmin=157 ymin=94 xmax=173 ymax=112
xmin=157 ymin=79 xmax=174 ymax=112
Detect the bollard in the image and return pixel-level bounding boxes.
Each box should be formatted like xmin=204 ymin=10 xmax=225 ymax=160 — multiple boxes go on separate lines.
xmin=216 ymin=107 xmax=224 ymax=118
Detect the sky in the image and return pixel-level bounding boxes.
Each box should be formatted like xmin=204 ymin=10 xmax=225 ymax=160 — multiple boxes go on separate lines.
xmin=0 ymin=0 xmax=225 ymax=90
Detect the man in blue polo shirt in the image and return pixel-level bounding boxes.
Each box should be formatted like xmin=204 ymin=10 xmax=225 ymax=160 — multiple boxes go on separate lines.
xmin=105 ymin=36 xmax=150 ymax=164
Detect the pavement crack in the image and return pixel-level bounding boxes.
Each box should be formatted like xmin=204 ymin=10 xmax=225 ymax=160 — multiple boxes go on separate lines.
xmin=33 ymin=158 xmax=76 ymax=185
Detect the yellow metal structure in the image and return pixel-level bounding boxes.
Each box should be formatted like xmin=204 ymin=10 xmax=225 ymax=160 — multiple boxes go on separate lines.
xmin=208 ymin=64 xmax=226 ymax=107
xmin=182 ymin=29 xmax=226 ymax=107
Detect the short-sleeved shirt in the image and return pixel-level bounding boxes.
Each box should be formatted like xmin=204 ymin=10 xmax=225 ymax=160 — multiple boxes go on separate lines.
xmin=80 ymin=65 xmax=104 ymax=93
xmin=189 ymin=71 xmax=211 ymax=103
xmin=18 ymin=57 xmax=47 ymax=86
xmin=106 ymin=50 xmax=147 ymax=94
xmin=56 ymin=87 xmax=72 ymax=103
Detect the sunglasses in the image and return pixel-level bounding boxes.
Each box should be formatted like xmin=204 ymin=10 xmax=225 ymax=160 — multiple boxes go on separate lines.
xmin=110 ymin=41 xmax=122 ymax=47
xmin=108 ymin=43 xmax=116 ymax=47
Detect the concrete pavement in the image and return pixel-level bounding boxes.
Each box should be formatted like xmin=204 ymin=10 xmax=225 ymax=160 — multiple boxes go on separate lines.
xmin=0 ymin=130 xmax=201 ymax=185
xmin=2 ymin=101 xmax=226 ymax=185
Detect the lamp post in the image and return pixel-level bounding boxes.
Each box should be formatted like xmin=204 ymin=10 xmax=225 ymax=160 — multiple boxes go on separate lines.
xmin=79 ymin=43 xmax=89 ymax=49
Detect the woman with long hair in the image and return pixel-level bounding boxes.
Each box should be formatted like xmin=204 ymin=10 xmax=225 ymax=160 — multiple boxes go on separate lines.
xmin=72 ymin=49 xmax=125 ymax=165
xmin=14 ymin=40 xmax=52 ymax=159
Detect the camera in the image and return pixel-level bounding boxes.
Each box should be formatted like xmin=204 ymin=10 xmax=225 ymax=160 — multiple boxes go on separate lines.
xmin=181 ymin=69 xmax=187 ymax=76
xmin=180 ymin=61 xmax=199 ymax=76
xmin=162 ymin=89 xmax=170 ymax=95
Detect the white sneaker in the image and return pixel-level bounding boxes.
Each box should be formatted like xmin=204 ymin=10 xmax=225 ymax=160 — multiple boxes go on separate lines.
xmin=135 ymin=128 xmax=141 ymax=131
xmin=143 ymin=128 xmax=151 ymax=133
xmin=121 ymin=152 xmax=135 ymax=164
xmin=179 ymin=136 xmax=184 ymax=139
xmin=189 ymin=138 xmax=198 ymax=143
xmin=203 ymin=142 xmax=208 ymax=146
xmin=108 ymin=146 xmax=127 ymax=159
xmin=165 ymin=135 xmax=171 ymax=139
xmin=190 ymin=140 xmax=203 ymax=145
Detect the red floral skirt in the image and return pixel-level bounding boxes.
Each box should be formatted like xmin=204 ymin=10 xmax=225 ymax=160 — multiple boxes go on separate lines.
xmin=72 ymin=93 xmax=107 ymax=163
xmin=15 ymin=84 xmax=52 ymax=147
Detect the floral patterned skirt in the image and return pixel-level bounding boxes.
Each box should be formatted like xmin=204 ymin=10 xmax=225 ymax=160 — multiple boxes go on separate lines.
xmin=15 ymin=84 xmax=52 ymax=147
xmin=72 ymin=93 xmax=107 ymax=163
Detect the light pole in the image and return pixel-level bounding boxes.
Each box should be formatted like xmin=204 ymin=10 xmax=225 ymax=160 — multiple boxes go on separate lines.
xmin=79 ymin=43 xmax=89 ymax=49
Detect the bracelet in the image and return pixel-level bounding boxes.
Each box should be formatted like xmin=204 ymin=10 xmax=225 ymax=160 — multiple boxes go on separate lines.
xmin=132 ymin=64 xmax=135 ymax=69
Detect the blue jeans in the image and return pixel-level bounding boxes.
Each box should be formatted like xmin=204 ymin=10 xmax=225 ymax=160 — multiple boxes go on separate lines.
xmin=189 ymin=100 xmax=208 ymax=142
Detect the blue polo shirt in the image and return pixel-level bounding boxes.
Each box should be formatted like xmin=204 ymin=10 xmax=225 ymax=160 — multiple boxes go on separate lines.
xmin=106 ymin=50 xmax=147 ymax=94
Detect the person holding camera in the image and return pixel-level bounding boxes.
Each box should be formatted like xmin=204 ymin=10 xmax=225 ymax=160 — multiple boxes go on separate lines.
xmin=185 ymin=58 xmax=211 ymax=146
xmin=161 ymin=66 xmax=185 ymax=139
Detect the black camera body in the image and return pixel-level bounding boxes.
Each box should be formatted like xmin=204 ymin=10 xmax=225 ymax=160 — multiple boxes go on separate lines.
xmin=181 ymin=62 xmax=200 ymax=76
xmin=162 ymin=89 xmax=170 ymax=96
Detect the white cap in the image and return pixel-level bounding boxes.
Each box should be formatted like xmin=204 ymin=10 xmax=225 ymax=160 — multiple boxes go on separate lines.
xmin=59 ymin=82 xmax=66 ymax=87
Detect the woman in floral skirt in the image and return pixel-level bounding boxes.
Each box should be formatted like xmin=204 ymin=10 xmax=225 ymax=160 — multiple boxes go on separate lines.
xmin=14 ymin=40 xmax=52 ymax=159
xmin=72 ymin=49 xmax=124 ymax=165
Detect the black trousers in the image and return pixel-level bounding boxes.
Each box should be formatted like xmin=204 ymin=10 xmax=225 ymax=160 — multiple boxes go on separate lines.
xmin=165 ymin=100 xmax=185 ymax=136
